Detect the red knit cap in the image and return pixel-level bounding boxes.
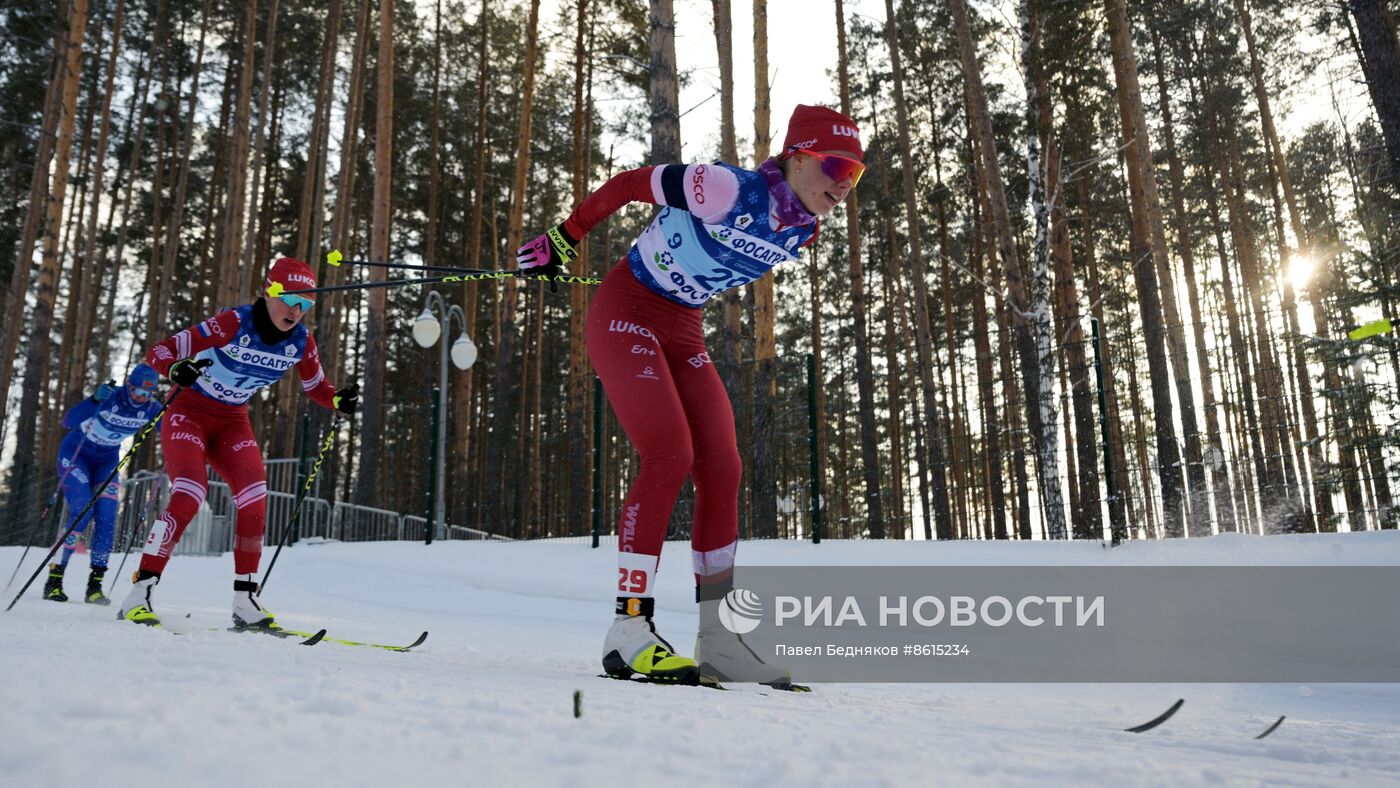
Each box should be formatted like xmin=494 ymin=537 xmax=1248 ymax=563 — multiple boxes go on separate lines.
xmin=782 ymin=104 xmax=863 ymax=162
xmin=264 ymin=257 xmax=318 ymax=298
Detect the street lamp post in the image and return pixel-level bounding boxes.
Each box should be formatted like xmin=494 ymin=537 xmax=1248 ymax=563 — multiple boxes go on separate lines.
xmin=413 ymin=290 xmax=477 ymax=544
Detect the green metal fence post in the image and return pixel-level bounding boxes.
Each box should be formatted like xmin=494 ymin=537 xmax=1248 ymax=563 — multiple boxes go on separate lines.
xmin=592 ymin=377 xmax=603 ymax=549
xmin=427 ymin=386 xmax=440 ymax=545
xmin=1091 ymin=319 xmax=1123 ymax=546
xmin=806 ymin=353 xmax=823 ymax=545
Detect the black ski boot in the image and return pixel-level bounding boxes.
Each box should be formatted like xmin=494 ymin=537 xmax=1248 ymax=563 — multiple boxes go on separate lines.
xmin=85 ymin=567 xmax=111 ymax=605
xmin=43 ymin=563 xmax=68 ymax=602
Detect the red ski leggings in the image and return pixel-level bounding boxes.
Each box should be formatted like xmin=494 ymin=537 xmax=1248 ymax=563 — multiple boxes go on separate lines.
xmin=587 ymin=261 xmax=742 ymax=591
xmin=141 ymin=392 xmax=268 ymax=576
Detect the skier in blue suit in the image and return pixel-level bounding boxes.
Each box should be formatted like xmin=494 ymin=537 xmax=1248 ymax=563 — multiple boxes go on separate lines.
xmin=43 ymin=364 xmax=163 ymax=604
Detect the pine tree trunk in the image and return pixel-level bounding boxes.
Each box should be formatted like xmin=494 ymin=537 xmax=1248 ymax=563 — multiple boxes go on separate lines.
xmin=453 ymin=0 xmax=491 ymax=525
xmin=881 ymin=262 xmax=910 ymax=537
xmin=218 ymin=0 xmax=258 ymax=307
xmin=142 ymin=2 xmax=176 ymax=352
xmin=834 ymin=0 xmax=884 ymax=537
xmin=355 ymin=0 xmax=393 ymax=506
xmin=1197 ymin=148 xmax=1271 ymax=528
xmin=322 ymin=0 xmax=373 ymax=385
xmin=94 ymin=44 xmax=152 ymax=379
xmin=1104 ymin=0 xmax=1185 ymax=534
xmin=1075 ymin=151 xmax=1129 ymax=538
xmin=55 ymin=33 xmax=102 ymax=434
xmin=197 ymin=32 xmax=237 ymax=316
xmin=566 ymin=0 xmax=593 ymax=537
xmin=710 ymin=0 xmax=746 ymax=532
xmin=0 ymin=23 xmax=65 ymax=439
xmin=66 ymin=0 xmax=126 ymax=402
xmin=239 ymin=0 xmax=282 ymax=306
xmin=1349 ymin=0 xmax=1400 ymax=188
xmin=882 ymin=0 xmax=951 ymax=538
xmin=152 ymin=0 xmax=212 ymax=347
xmin=485 ymin=0 xmax=543 ymax=531
xmin=1230 ymin=0 xmax=1330 ymax=529
xmin=967 ymin=137 xmax=1007 ymax=540
xmin=1046 ymin=138 xmax=1099 ymax=539
xmin=649 ymin=0 xmax=680 ymax=163
xmin=1152 ymin=29 xmax=1234 ymax=536
xmin=952 ymin=0 xmax=1044 ymax=538
xmin=1223 ymin=125 xmax=1296 ymax=510
xmin=11 ymin=0 xmax=90 ymax=511
xmin=747 ymin=0 xmax=780 ymax=537
xmin=295 ymin=0 xmax=342 ymax=264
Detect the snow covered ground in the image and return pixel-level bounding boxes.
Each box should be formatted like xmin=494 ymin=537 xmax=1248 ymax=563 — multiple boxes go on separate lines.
xmin=4 ymin=533 xmax=1400 ymax=787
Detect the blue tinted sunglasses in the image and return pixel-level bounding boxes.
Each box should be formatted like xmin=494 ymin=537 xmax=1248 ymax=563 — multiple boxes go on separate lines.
xmin=128 ymin=381 xmax=156 ymax=402
xmin=277 ymin=293 xmax=315 ymax=312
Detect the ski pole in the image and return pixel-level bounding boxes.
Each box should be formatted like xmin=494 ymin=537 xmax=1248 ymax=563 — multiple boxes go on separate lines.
xmin=268 ymin=271 xmax=601 ymax=300
xmin=324 ymin=248 xmax=502 ymax=276
xmin=5 ymin=387 xmax=181 ymax=612
xmin=3 ymin=437 xmax=89 ymax=592
xmin=108 ymin=472 xmax=166 ymax=594
xmin=258 ymin=415 xmax=340 ymax=594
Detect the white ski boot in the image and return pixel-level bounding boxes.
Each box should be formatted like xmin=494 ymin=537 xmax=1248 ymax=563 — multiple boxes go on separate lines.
xmin=232 ymin=574 xmax=275 ymax=629
xmin=695 ymin=586 xmax=797 ymax=688
xmin=117 ymin=571 xmax=160 ymax=626
xmin=601 ymin=597 xmax=699 ymax=684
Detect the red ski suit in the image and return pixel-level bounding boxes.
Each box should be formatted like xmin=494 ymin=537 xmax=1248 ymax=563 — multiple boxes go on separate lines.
xmin=566 ymin=162 xmax=818 ymax=596
xmin=141 ymin=302 xmax=338 ymax=575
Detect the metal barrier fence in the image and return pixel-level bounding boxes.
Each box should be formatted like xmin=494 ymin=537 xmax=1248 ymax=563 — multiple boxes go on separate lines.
xmin=52 ymin=464 xmax=511 ymax=560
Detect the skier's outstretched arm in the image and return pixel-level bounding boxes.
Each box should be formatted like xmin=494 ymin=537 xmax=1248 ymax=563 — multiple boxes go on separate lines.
xmin=516 ymin=164 xmax=741 ymax=275
xmin=297 ymin=333 xmax=359 ymax=415
xmin=61 ymin=396 xmax=100 ymax=430
xmin=145 ymin=309 xmax=241 ymax=380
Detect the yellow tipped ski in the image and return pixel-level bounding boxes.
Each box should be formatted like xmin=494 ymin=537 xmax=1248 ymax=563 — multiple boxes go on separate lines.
xmin=326 ymin=249 xmax=344 ymax=267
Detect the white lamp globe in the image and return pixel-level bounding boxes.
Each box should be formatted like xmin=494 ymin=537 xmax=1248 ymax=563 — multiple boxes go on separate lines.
xmin=450 ymin=334 xmax=478 ymax=370
xmin=412 ymin=308 xmax=441 ymax=348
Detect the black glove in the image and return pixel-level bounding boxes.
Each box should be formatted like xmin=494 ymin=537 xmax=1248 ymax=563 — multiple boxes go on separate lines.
xmin=333 ymin=383 xmax=360 ymax=415
xmin=168 ymin=358 xmax=212 ymax=387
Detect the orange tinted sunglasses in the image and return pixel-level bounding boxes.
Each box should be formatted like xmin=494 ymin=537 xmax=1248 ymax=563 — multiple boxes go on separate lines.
xmin=790 ymin=148 xmax=866 ymax=186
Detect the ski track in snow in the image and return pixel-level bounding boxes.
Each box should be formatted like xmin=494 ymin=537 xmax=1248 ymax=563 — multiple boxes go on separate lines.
xmin=3 ymin=534 xmax=1399 ymax=787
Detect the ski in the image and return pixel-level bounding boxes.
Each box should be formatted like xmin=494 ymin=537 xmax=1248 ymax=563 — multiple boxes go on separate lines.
xmin=278 ymin=628 xmax=429 ymax=653
xmin=598 ymin=673 xmax=811 ymax=694
xmin=226 ymin=624 xmax=327 ymax=645
xmin=700 ymin=677 xmax=811 ymax=693
xmin=1255 ymin=715 xmax=1286 ymax=740
xmin=148 ymin=622 xmax=327 ymax=645
xmin=599 ymin=672 xmax=707 ymax=688
xmin=1124 ymin=699 xmax=1185 ymax=733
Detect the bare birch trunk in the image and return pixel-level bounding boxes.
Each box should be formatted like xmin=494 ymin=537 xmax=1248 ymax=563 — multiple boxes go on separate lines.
xmin=1019 ymin=0 xmax=1067 ymax=538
